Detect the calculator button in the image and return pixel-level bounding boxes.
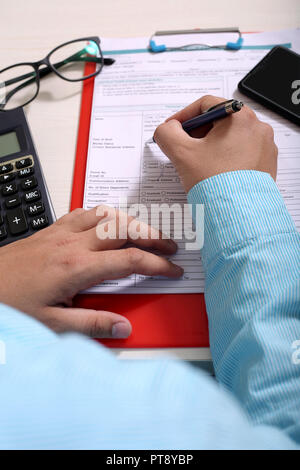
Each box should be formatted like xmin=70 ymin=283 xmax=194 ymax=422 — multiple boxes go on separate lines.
xmin=0 ymin=172 xmax=16 ymax=183
xmin=0 ymin=226 xmax=7 ymax=241
xmin=1 ymin=182 xmax=18 ymax=196
xmin=27 ymin=202 xmax=45 ymax=217
xmin=18 ymin=167 xmax=34 ymax=178
xmin=24 ymin=189 xmax=41 ymax=203
xmin=31 ymin=215 xmax=48 ymax=230
xmin=21 ymin=176 xmax=37 ymax=191
xmin=6 ymin=207 xmax=28 ymax=235
xmin=5 ymin=195 xmax=21 ymax=209
xmin=0 ymin=163 xmax=13 ymax=174
xmin=16 ymin=158 xmax=32 ymax=169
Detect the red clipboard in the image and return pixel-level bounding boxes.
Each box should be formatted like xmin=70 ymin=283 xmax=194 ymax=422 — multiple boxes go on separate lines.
xmin=71 ymin=63 xmax=209 ymax=349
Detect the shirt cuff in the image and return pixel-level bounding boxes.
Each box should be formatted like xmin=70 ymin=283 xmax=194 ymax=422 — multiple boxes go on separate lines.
xmin=187 ymin=170 xmax=297 ymax=266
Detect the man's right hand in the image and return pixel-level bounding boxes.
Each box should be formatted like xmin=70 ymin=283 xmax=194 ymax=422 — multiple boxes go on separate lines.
xmin=154 ymin=95 xmax=278 ymax=193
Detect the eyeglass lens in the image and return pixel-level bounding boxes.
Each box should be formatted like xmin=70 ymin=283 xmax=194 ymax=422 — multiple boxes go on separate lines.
xmin=0 ymin=64 xmax=38 ymax=110
xmin=48 ymin=40 xmax=102 ymax=80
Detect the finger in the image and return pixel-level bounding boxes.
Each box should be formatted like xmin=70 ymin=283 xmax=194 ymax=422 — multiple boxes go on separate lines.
xmin=43 ymin=306 xmax=132 ymax=338
xmin=154 ymin=119 xmax=197 ymax=162
xmin=206 ymin=102 xmax=258 ymax=135
xmin=57 ymin=206 xmax=113 ymax=232
xmin=83 ymin=217 xmax=178 ymax=254
xmin=64 ymin=206 xmax=178 ymax=254
xmin=165 ymin=95 xmax=226 ymax=123
xmin=55 ymin=208 xmax=88 ymax=229
xmin=69 ymin=247 xmax=184 ymax=291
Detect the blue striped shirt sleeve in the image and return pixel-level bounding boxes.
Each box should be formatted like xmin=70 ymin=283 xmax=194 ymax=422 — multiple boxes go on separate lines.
xmin=188 ymin=170 xmax=300 ymax=443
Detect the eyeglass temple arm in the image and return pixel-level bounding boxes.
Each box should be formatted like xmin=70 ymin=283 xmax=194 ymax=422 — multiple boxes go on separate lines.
xmin=0 ymin=80 xmax=29 ymax=109
xmin=1 ymin=64 xmax=68 ymax=107
xmin=4 ymin=54 xmax=113 ymax=88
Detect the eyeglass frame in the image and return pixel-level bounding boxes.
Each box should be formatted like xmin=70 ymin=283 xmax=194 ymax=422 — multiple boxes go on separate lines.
xmin=0 ymin=36 xmax=106 ymax=111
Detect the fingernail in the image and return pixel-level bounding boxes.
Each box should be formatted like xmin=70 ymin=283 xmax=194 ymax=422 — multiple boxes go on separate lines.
xmin=112 ymin=322 xmax=131 ymax=339
xmin=163 ymin=237 xmax=177 ymax=252
xmin=175 ymin=265 xmax=184 ymax=276
xmin=168 ymin=239 xmax=177 ymax=250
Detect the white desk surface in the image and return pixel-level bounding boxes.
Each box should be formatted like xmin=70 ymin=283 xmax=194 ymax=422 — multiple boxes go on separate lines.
xmin=1 ymin=0 xmax=299 ymax=360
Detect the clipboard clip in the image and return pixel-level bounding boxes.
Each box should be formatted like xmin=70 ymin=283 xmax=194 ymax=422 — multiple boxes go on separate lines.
xmin=149 ymin=27 xmax=243 ymax=53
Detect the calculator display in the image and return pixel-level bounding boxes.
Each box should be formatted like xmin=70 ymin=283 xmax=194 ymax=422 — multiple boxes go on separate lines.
xmin=0 ymin=131 xmax=21 ymax=158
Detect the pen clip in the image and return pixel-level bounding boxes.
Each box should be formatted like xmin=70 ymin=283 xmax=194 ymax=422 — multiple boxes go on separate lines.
xmin=204 ymin=99 xmax=235 ymax=114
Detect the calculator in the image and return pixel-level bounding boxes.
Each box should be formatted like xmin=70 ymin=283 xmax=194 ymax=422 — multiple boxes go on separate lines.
xmin=0 ymin=108 xmax=55 ymax=247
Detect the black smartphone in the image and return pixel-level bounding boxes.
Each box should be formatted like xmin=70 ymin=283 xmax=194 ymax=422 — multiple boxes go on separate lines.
xmin=238 ymin=46 xmax=300 ymax=126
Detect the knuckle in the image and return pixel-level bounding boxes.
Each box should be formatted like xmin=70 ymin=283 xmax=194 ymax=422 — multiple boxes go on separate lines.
xmin=87 ymin=315 xmax=107 ymax=338
xmin=201 ymin=94 xmax=214 ymax=103
xmin=72 ymin=208 xmax=86 ymax=216
xmin=154 ymin=122 xmax=166 ymax=142
xmin=271 ymin=141 xmax=279 ymax=163
xmin=200 ymin=95 xmax=224 ymax=110
xmin=261 ymin=122 xmax=275 ymax=139
xmin=96 ymin=204 xmax=116 ymax=219
xmin=96 ymin=204 xmax=109 ymax=214
xmin=60 ymin=254 xmax=77 ymax=269
xmin=60 ymin=251 xmax=85 ymax=271
xmin=54 ymin=214 xmax=69 ymax=226
xmin=44 ymin=315 xmax=64 ymax=333
xmin=55 ymin=231 xmax=78 ymax=248
xmin=55 ymin=208 xmax=85 ymax=226
xmin=242 ymin=105 xmax=257 ymax=121
xmin=200 ymin=95 xmax=214 ymax=111
xmin=125 ymin=247 xmax=143 ymax=267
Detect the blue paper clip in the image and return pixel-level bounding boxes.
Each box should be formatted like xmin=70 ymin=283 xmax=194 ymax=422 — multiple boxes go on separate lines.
xmin=149 ymin=40 xmax=167 ymax=53
xmin=226 ymin=36 xmax=244 ymax=50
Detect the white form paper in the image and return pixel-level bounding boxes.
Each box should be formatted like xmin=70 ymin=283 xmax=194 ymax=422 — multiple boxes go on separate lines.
xmin=83 ymin=30 xmax=300 ymax=293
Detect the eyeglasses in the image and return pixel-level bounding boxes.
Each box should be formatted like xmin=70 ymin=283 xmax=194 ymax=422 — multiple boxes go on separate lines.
xmin=0 ymin=37 xmax=114 ymax=111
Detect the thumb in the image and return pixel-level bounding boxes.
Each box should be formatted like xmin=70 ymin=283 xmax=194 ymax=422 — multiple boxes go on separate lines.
xmin=42 ymin=306 xmax=132 ymax=339
xmin=153 ymin=119 xmax=193 ymax=163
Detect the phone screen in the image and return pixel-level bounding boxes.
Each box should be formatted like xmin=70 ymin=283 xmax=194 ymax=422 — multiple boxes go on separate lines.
xmin=240 ymin=47 xmax=300 ymax=120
